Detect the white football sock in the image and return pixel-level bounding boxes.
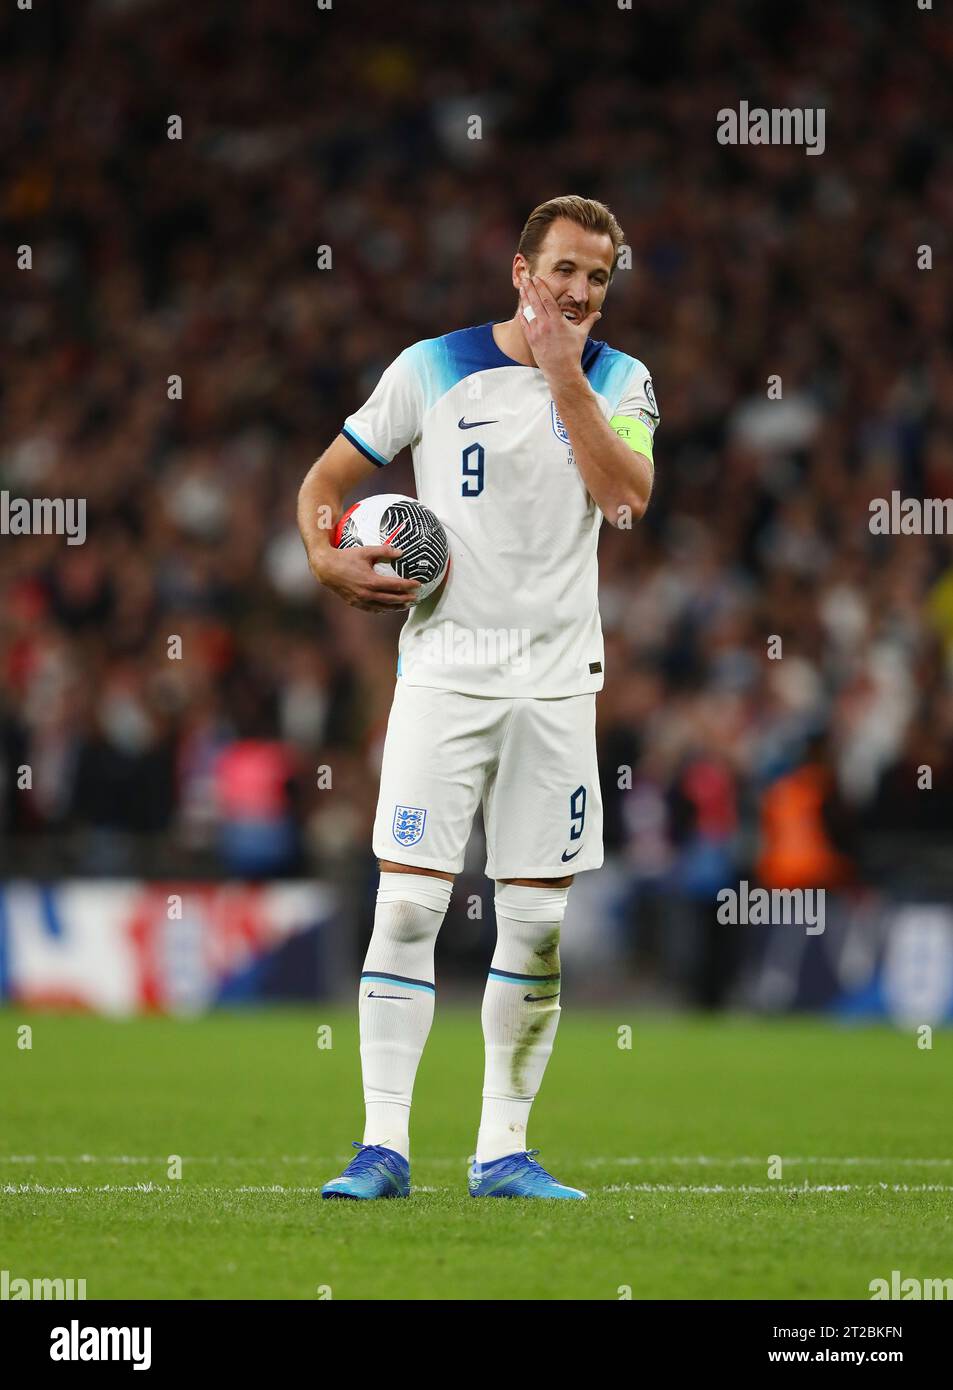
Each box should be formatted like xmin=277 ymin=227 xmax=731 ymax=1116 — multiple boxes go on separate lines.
xmin=359 ymin=872 xmax=452 ymax=1161
xmin=476 ymin=882 xmax=569 ymax=1164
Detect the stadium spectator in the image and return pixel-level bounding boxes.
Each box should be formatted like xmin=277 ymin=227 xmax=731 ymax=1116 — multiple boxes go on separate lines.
xmin=1 ymin=1 xmax=950 ymax=1003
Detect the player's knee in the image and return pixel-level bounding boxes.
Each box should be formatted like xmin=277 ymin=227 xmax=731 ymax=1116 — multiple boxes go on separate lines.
xmin=498 ymin=875 xmax=574 ymax=889
xmin=373 ymin=869 xmax=453 ymax=945
xmin=493 ymin=882 xmax=567 ymax=976
xmin=379 ymin=859 xmax=454 ymax=884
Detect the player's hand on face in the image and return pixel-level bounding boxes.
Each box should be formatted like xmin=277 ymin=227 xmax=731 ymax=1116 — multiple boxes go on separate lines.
xmin=316 ymin=545 xmax=420 ymax=612
xmin=519 ymin=271 xmax=601 ymax=386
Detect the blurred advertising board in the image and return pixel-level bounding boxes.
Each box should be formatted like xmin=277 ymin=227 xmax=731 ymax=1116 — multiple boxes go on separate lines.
xmin=745 ymin=898 xmax=953 ymax=1025
xmin=0 ymin=881 xmax=338 ymax=1014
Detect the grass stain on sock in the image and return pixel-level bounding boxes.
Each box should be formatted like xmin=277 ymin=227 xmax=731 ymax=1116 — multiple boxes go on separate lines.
xmin=511 ymin=935 xmax=561 ymax=1095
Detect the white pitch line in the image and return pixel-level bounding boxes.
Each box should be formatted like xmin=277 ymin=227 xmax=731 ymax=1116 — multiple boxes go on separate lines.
xmin=2 ymin=1154 xmax=952 ymax=1167
xmin=601 ymin=1156 xmax=953 ymax=1168
xmin=602 ymin=1183 xmax=953 ymax=1194
xmin=5 ymin=1182 xmax=953 ymax=1196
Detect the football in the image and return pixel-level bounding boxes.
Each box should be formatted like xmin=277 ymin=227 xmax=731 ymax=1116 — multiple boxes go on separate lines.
xmin=332 ymin=492 xmax=450 ymax=603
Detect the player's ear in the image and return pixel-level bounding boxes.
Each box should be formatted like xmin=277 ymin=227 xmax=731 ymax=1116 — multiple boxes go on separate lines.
xmin=512 ymin=254 xmax=529 ymax=290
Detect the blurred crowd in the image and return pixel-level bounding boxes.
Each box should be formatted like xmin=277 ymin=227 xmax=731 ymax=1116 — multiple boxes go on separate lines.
xmin=2 ymin=0 xmax=952 ymax=907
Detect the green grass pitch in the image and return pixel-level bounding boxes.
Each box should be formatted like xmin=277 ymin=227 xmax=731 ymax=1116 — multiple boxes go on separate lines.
xmin=1 ymin=1007 xmax=950 ymax=1300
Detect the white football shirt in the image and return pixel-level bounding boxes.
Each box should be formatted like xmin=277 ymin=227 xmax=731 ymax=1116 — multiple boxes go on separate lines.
xmin=342 ymin=322 xmax=658 ymax=698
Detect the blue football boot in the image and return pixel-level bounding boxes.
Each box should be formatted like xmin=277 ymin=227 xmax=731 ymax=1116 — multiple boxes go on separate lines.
xmin=468 ymin=1149 xmax=587 ymax=1200
xmin=322 ymin=1142 xmax=410 ymax=1200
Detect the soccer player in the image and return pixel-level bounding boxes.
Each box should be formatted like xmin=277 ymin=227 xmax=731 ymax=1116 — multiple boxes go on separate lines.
xmin=298 ymin=196 xmax=657 ymax=1199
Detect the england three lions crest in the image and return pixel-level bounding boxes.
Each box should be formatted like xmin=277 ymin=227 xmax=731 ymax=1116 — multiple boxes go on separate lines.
xmin=393 ymin=805 xmax=427 ymax=846
xmin=550 ymin=401 xmax=571 ymax=444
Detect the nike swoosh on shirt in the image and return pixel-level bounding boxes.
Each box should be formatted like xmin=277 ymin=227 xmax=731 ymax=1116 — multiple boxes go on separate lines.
xmin=561 ymin=847 xmax=582 ymax=862
xmin=458 ymin=417 xmax=498 ymax=429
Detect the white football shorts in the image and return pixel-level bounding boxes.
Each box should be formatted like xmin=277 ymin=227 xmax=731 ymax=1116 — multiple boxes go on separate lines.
xmin=372 ymin=681 xmax=604 ymax=879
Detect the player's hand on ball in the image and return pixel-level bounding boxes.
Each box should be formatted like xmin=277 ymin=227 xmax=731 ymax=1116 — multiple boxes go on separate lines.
xmin=519 ymin=271 xmax=601 ymax=387
xmin=315 ymin=545 xmax=420 ymax=612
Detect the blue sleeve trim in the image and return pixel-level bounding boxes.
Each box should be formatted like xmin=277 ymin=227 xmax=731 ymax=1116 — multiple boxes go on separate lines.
xmin=342 ymin=426 xmax=389 ymax=467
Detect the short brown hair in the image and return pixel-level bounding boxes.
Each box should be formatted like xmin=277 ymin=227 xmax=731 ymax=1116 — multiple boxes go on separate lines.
xmin=517 ymin=196 xmax=626 ymax=277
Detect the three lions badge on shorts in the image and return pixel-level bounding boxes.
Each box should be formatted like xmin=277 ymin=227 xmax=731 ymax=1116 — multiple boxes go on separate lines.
xmin=393 ymin=805 xmax=427 ymax=846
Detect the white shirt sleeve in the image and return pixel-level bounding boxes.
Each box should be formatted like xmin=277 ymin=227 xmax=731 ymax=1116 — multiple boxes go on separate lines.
xmin=609 ymin=361 xmax=659 ymax=459
xmin=342 ymin=348 xmax=423 ymax=466
xmin=613 ymin=361 xmax=659 ymax=429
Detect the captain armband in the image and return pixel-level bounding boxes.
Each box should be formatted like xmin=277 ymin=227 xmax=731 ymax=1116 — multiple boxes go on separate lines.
xmin=609 ymin=411 xmax=657 ymax=465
